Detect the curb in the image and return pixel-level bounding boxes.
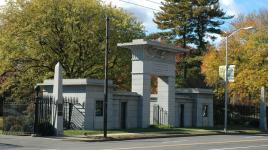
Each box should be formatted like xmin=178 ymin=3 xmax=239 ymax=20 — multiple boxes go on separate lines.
xmin=62 ymin=132 xmax=268 ymax=142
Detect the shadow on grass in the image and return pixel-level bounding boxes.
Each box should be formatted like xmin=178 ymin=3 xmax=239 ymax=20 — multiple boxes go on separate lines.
xmin=64 ymin=125 xmax=266 ymax=136
xmin=65 ymin=126 xmax=221 ymax=136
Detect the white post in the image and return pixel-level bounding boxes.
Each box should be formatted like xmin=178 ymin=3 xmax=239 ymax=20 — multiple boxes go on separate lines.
xmin=52 ymin=62 xmax=64 ymax=136
xmin=260 ymin=87 xmax=267 ymax=130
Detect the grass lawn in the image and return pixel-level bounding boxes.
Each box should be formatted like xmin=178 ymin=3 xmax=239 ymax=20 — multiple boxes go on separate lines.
xmin=64 ymin=125 xmax=263 ymax=137
xmin=64 ymin=130 xmax=125 ymax=136
xmin=64 ymin=126 xmax=219 ymax=136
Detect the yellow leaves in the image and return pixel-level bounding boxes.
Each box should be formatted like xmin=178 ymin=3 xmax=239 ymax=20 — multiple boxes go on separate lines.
xmin=202 ymin=11 xmax=268 ymax=102
xmin=201 ymin=48 xmax=221 ymax=86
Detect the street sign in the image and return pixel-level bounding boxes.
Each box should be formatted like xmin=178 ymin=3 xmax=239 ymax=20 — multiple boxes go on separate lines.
xmin=219 ymin=65 xmax=235 ymax=82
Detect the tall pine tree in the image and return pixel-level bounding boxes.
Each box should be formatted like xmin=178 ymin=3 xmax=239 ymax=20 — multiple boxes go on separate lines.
xmin=154 ymin=0 xmax=194 ymax=48
xmin=191 ymin=0 xmax=232 ymax=52
xmin=153 ymin=0 xmax=232 ymax=88
xmin=154 ymin=0 xmax=231 ymax=51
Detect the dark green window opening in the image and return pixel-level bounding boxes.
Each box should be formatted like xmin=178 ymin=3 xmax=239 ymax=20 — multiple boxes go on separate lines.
xmin=96 ymin=100 xmax=103 ymax=116
xmin=202 ymin=105 xmax=208 ymax=117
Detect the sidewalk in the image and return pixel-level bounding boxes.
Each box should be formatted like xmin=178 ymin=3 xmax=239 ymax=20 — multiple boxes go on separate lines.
xmin=62 ymin=128 xmax=267 ymax=142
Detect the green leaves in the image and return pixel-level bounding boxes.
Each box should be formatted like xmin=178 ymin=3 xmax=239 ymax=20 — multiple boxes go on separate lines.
xmin=0 ymin=0 xmax=145 ymax=97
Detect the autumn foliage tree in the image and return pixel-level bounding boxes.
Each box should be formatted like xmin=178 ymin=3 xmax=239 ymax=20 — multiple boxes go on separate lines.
xmin=0 ymin=0 xmax=145 ymax=98
xmin=202 ymin=11 xmax=268 ymax=103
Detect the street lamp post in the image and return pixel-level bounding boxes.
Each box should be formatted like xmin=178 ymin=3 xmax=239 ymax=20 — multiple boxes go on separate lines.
xmin=223 ymin=26 xmax=254 ymax=133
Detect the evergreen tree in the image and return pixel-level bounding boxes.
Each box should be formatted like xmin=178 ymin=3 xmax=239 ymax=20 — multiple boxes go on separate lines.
xmin=154 ymin=0 xmax=194 ymax=48
xmin=153 ymin=0 xmax=232 ymax=88
xmin=191 ymin=0 xmax=232 ymax=52
xmin=154 ymin=0 xmax=231 ymax=51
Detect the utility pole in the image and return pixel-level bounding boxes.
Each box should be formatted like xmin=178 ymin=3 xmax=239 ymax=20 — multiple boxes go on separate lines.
xmin=104 ymin=16 xmax=109 ymax=138
xmin=224 ymin=37 xmax=228 ymax=133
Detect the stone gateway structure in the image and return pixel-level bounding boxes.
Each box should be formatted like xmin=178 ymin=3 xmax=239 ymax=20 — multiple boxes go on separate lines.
xmin=37 ymin=39 xmax=214 ymax=130
xmin=118 ymin=39 xmax=187 ymax=128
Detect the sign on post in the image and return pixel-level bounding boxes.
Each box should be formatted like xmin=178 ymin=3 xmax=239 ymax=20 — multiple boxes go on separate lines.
xmin=219 ymin=65 xmax=235 ymax=82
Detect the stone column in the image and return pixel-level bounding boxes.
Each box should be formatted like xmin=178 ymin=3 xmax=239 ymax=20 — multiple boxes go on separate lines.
xmin=260 ymin=87 xmax=267 ymax=130
xmin=52 ymin=62 xmax=64 ymax=136
xmin=157 ymin=76 xmax=176 ymax=126
xmin=132 ymin=73 xmax=151 ymax=128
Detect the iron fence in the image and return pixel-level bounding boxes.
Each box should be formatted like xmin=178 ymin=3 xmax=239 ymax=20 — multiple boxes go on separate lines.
xmin=63 ymin=97 xmax=78 ymax=129
xmin=2 ymin=99 xmax=35 ymax=135
xmin=35 ymin=96 xmax=55 ymax=136
xmin=2 ymin=95 xmax=78 ymax=136
xmin=153 ymin=105 xmax=168 ymax=125
xmin=214 ymin=103 xmax=262 ymax=128
xmin=0 ymin=96 xmax=3 ymax=116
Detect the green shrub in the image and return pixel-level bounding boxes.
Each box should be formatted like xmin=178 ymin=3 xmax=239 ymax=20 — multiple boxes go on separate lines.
xmin=0 ymin=117 xmax=3 ymax=130
xmin=37 ymin=122 xmax=55 ymax=136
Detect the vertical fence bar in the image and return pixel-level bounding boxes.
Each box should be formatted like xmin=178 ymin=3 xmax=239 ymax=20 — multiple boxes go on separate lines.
xmin=69 ymin=103 xmax=73 ymax=129
xmin=2 ymin=98 xmax=5 ymax=134
xmin=34 ymin=97 xmax=38 ymax=134
xmin=157 ymin=106 xmax=159 ymax=125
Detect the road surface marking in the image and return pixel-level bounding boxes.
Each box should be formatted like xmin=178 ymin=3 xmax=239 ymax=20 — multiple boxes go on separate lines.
xmin=103 ymin=138 xmax=268 ymax=150
xmin=244 ymin=136 xmax=264 ymax=138
xmin=209 ymin=144 xmax=268 ymax=150
xmin=161 ymin=139 xmax=188 ymax=144
xmin=43 ymin=138 xmax=62 ymax=141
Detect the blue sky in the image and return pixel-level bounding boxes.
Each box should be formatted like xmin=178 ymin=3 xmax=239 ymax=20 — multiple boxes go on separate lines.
xmin=102 ymin=0 xmax=268 ymax=45
xmin=1 ymin=0 xmax=268 ymax=37
xmin=1 ymin=0 xmax=268 ymax=33
xmin=102 ymin=0 xmax=268 ymax=34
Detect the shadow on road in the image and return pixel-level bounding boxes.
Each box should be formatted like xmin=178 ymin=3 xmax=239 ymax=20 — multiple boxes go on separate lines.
xmin=0 ymin=143 xmax=22 ymax=148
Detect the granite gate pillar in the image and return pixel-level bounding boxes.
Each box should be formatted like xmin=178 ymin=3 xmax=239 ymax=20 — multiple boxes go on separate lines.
xmin=118 ymin=39 xmax=187 ymax=128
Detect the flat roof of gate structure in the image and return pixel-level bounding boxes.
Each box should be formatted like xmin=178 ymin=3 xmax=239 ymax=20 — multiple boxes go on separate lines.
xmin=37 ymin=79 xmax=113 ymax=87
xmin=117 ymin=39 xmax=188 ymax=53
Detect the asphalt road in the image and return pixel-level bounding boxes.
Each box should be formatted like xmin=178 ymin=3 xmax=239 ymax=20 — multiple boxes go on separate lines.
xmin=1 ymin=134 xmax=268 ymax=150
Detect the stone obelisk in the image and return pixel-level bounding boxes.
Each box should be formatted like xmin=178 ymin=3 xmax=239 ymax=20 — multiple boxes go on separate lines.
xmin=52 ymin=62 xmax=64 ymax=136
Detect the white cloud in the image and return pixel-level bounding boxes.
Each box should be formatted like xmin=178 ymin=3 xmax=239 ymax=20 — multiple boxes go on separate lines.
xmin=219 ymin=0 xmax=239 ymax=17
xmin=103 ymin=0 xmax=163 ymax=33
xmin=0 ymin=0 xmax=233 ymax=46
xmin=220 ymin=0 xmax=234 ymax=6
xmin=0 ymin=0 xmax=6 ymax=6
xmin=103 ymin=0 xmax=238 ymax=34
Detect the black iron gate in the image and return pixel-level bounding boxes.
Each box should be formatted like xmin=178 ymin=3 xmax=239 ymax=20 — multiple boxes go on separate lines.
xmin=0 ymin=96 xmax=3 ymax=116
xmin=267 ymin=107 xmax=268 ymax=128
xmin=214 ymin=103 xmax=261 ymax=128
xmin=63 ymin=97 xmax=78 ymax=129
xmin=2 ymin=99 xmax=35 ymax=135
xmin=34 ymin=96 xmax=55 ymax=136
xmin=2 ymin=96 xmax=76 ymax=135
xmin=153 ymin=105 xmax=168 ymax=125
xmin=35 ymin=96 xmax=78 ymax=135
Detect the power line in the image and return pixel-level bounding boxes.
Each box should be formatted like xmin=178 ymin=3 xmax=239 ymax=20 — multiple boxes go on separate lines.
xmin=118 ymin=0 xmax=161 ymax=12
xmin=144 ymin=0 xmax=162 ymax=5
